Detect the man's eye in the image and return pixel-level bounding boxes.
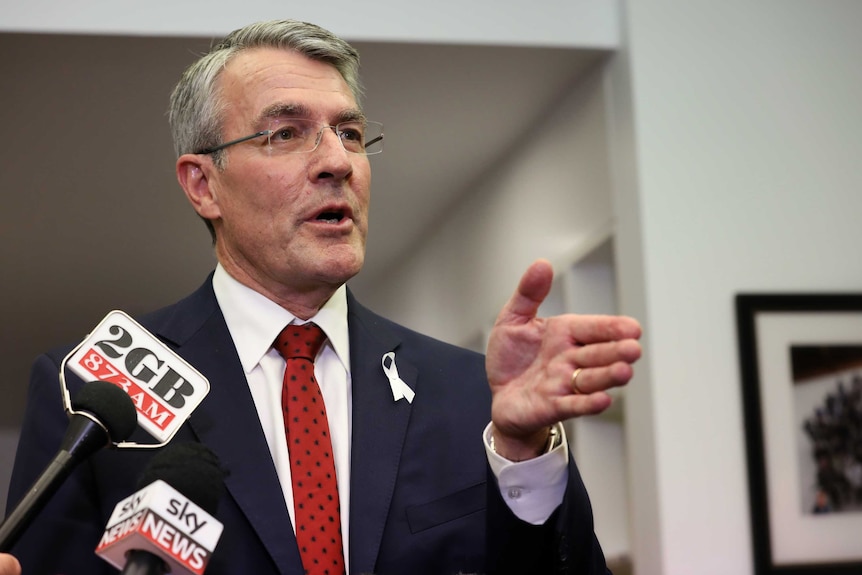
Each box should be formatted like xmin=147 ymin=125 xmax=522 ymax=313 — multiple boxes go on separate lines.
xmin=272 ymin=127 xmax=297 ymax=141
xmin=339 ymin=127 xmax=364 ymax=142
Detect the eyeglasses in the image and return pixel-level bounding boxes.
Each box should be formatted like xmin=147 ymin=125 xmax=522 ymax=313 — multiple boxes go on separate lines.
xmin=195 ymin=118 xmax=384 ymax=156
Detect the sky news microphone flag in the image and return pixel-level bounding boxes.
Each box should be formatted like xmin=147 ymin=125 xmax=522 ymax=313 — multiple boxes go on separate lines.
xmin=96 ymin=442 xmax=226 ymax=575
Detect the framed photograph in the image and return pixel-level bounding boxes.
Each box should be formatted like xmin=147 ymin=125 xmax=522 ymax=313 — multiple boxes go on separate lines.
xmin=736 ymin=294 xmax=862 ymax=574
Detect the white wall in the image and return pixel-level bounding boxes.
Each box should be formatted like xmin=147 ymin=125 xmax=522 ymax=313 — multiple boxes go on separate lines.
xmin=619 ymin=1 xmax=862 ymax=573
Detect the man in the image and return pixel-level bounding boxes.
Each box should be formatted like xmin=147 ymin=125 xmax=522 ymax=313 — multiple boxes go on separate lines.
xmin=8 ymin=20 xmax=641 ymax=575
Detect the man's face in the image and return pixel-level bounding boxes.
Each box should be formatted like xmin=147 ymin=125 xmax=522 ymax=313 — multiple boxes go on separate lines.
xmin=190 ymin=47 xmax=371 ymax=305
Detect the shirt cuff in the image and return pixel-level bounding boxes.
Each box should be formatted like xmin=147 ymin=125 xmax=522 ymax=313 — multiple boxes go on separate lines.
xmin=483 ymin=422 xmax=569 ymax=525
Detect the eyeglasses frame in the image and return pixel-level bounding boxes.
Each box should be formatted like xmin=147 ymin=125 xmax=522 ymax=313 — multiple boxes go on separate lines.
xmin=194 ymin=119 xmax=384 ymax=156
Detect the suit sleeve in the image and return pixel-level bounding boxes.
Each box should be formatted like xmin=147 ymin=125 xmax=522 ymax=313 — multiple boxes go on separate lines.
xmin=485 ymin=455 xmax=611 ymax=575
xmin=6 ymin=353 xmax=115 ymax=575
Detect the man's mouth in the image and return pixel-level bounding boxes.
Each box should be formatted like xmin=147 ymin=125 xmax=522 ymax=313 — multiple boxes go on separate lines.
xmin=314 ymin=208 xmax=348 ymax=224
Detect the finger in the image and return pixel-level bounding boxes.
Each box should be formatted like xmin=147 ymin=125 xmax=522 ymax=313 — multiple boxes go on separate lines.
xmin=0 ymin=554 xmax=20 ymax=575
xmin=495 ymin=259 xmax=554 ymax=326
xmin=550 ymin=314 xmax=642 ymax=345
xmin=569 ymin=339 xmax=642 ymax=368
xmin=555 ymin=390 xmax=614 ymax=418
xmin=565 ymin=362 xmax=635 ymax=396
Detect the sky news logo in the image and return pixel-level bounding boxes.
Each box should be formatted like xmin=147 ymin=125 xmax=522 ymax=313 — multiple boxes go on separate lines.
xmin=97 ymin=481 xmax=223 ymax=575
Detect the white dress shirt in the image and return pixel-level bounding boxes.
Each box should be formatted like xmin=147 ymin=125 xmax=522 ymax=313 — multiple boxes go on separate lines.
xmin=211 ymin=264 xmax=568 ymax=571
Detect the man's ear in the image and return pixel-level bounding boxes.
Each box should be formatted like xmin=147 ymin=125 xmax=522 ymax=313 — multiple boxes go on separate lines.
xmin=176 ymin=154 xmax=222 ymax=220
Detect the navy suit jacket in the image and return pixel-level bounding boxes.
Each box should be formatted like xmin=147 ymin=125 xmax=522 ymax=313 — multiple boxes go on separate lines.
xmin=7 ymin=276 xmax=609 ymax=574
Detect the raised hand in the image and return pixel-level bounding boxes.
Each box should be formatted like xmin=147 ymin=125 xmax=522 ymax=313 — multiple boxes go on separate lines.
xmin=486 ymin=259 xmax=642 ymax=461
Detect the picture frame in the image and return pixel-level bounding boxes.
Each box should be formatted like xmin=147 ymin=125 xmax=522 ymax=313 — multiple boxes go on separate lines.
xmin=736 ymin=294 xmax=862 ymax=575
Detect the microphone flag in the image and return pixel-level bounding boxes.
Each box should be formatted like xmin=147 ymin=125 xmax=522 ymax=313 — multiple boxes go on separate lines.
xmin=63 ymin=310 xmax=209 ymax=445
xmin=96 ymin=480 xmax=223 ymax=575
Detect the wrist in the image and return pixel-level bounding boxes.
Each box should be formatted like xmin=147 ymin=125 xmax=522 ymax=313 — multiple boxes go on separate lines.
xmin=490 ymin=424 xmax=561 ymax=462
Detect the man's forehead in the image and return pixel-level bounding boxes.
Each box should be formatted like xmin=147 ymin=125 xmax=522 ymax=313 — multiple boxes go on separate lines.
xmin=218 ymin=47 xmax=357 ymax=119
xmin=223 ymin=47 xmax=349 ymax=92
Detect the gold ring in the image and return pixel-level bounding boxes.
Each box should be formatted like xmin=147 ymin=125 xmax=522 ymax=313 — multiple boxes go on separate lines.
xmin=571 ymin=368 xmax=585 ymax=394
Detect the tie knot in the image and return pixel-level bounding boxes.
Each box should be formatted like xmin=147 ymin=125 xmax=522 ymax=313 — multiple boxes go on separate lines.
xmin=275 ymin=323 xmax=327 ymax=361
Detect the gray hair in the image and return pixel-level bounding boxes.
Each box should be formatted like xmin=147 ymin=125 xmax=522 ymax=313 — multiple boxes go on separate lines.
xmin=167 ymin=20 xmax=363 ymax=240
xmin=169 ymin=19 xmax=362 ymax=159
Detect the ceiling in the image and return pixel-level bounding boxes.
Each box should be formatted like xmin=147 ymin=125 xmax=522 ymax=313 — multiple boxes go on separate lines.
xmin=0 ymin=32 xmax=603 ymax=426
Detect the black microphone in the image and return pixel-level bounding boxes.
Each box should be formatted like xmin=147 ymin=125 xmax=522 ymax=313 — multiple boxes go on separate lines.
xmin=96 ymin=442 xmax=226 ymax=575
xmin=0 ymin=380 xmax=138 ymax=551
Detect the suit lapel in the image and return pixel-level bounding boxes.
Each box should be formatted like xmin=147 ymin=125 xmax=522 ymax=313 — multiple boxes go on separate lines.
xmin=346 ymin=294 xmax=416 ymax=574
xmin=154 ymin=279 xmax=302 ymax=574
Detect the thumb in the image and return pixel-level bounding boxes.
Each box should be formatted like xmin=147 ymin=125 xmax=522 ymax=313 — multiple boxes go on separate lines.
xmin=496 ymin=259 xmax=554 ymax=326
xmin=0 ymin=553 xmax=20 ymax=575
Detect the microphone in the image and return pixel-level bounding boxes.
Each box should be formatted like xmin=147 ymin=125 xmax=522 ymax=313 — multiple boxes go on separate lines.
xmin=62 ymin=310 xmax=211 ymax=448
xmin=0 ymin=380 xmax=138 ymax=552
xmin=96 ymin=443 xmax=226 ymax=575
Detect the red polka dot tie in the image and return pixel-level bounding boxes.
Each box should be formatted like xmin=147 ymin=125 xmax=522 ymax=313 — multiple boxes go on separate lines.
xmin=276 ymin=323 xmax=345 ymax=575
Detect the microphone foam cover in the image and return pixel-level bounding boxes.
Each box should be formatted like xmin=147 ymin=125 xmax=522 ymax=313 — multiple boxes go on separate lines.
xmin=137 ymin=442 xmax=226 ymax=515
xmin=71 ymin=380 xmax=138 ymax=442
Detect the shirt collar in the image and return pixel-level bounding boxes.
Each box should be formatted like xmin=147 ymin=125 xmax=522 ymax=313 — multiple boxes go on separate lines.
xmin=212 ymin=264 xmax=351 ymax=375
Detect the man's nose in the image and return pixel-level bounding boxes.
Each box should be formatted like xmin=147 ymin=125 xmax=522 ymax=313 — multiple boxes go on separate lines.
xmin=313 ymin=126 xmax=347 ymax=153
xmin=310 ymin=126 xmax=353 ymax=181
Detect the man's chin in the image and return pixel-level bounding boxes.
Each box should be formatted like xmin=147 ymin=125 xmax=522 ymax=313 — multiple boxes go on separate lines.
xmin=315 ymin=250 xmax=364 ymax=286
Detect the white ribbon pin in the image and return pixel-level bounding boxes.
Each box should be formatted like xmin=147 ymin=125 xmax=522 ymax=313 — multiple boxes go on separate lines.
xmin=382 ymin=352 xmax=415 ymax=403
